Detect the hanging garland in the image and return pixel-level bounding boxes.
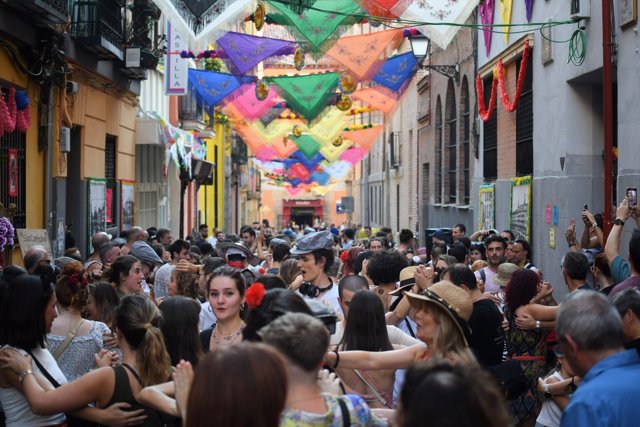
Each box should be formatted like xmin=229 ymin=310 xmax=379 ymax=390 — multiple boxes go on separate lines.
xmin=476 ymin=72 xmax=497 ymax=122
xmin=0 ymin=87 xmax=31 ymax=135
xmin=496 ymin=39 xmax=530 ymax=113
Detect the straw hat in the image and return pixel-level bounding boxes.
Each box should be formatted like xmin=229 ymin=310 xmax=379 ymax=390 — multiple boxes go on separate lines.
xmin=389 ymin=266 xmax=418 ymax=296
xmin=405 ymin=281 xmax=473 ymax=343
xmin=492 ymin=263 xmax=520 ymax=287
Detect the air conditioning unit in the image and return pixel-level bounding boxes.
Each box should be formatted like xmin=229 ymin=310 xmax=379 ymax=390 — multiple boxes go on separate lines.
xmin=570 ymin=0 xmax=590 ymax=21
xmin=389 ymin=132 xmax=400 ymax=168
xmin=60 ymin=127 xmax=71 ymax=152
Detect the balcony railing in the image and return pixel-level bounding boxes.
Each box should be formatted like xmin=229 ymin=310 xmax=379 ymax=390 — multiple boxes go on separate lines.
xmin=71 ymin=0 xmax=125 ymax=60
xmin=4 ymin=0 xmax=69 ymax=25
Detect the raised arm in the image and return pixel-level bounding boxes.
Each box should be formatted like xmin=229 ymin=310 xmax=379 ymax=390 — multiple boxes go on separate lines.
xmin=605 ymin=199 xmax=631 ymax=264
xmin=326 ymin=343 xmax=427 ymax=371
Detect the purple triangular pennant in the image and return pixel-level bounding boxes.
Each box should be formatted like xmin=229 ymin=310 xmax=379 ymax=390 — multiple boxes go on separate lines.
xmin=525 ymin=0 xmax=533 ymax=22
xmin=479 ymin=0 xmax=495 ymax=57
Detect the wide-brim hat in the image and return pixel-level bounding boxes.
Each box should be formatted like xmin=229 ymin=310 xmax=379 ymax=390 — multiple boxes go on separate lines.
xmin=389 ymin=266 xmax=418 ymax=296
xmin=216 ymin=241 xmax=256 ymax=260
xmin=493 ymin=263 xmax=520 ymax=287
xmin=405 ymin=281 xmax=473 ymax=344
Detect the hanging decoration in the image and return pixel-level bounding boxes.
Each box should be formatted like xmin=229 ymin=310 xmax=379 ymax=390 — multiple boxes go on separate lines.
xmin=352 ymin=87 xmax=397 ymax=113
xmin=308 ymin=108 xmax=348 ymax=145
xmin=225 ymin=83 xmax=278 ymax=120
xmin=496 ymin=39 xmax=530 ymax=112
xmin=179 ymin=50 xmax=218 ymax=59
xmin=260 ymin=107 xmax=285 ymax=127
xmin=320 ymin=138 xmax=352 ymax=162
xmin=0 ymin=87 xmax=17 ymax=134
xmin=292 ymin=125 xmax=302 ymax=138
xmin=216 ymin=32 xmax=298 ymax=75
xmin=267 ymin=72 xmax=340 ymax=121
xmin=339 ymin=73 xmax=358 ymax=94
xmin=524 ymin=0 xmax=534 ymax=23
xmin=340 ymin=146 xmax=368 ymax=165
xmin=333 ymin=136 xmax=344 ymax=147
xmin=500 ymin=0 xmax=513 ymax=42
xmin=326 ymin=29 xmax=404 ymax=81
xmin=400 ymin=0 xmax=481 ymax=49
xmin=476 ymin=72 xmax=498 ymax=122
xmin=188 ymin=69 xmax=255 ymax=108
xmin=347 ymin=106 xmax=374 ymax=115
xmin=254 ymin=1 xmax=266 ymax=30
xmin=479 ymin=0 xmax=495 ymax=57
xmin=294 ymin=46 xmax=305 ymax=71
xmin=293 ymin=134 xmax=321 ymax=159
xmin=267 ymin=0 xmax=364 ymax=57
xmin=372 ymin=52 xmax=418 ymax=97
xmin=336 ymin=95 xmax=353 ymax=111
xmin=255 ymin=79 xmax=270 ymax=101
xmin=355 ymin=0 xmax=412 ymax=19
xmin=341 ymin=125 xmax=383 ymax=150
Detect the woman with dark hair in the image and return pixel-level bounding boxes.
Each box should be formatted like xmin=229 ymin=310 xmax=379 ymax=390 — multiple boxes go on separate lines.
xmin=199 ymin=266 xmax=246 ymax=352
xmin=279 ymin=258 xmax=301 ymax=286
xmin=504 ymin=269 xmax=556 ymax=426
xmin=242 ymin=288 xmax=312 ymax=341
xmin=336 ymin=291 xmax=395 ymax=408
xmin=470 ymin=243 xmax=486 ymax=263
xmin=341 ymin=247 xmax=364 ymax=278
xmin=168 ymin=269 xmax=199 ymax=299
xmin=593 ymin=252 xmax=614 ymax=294
xmin=0 ymin=294 xmax=171 ymax=426
xmin=48 ymin=262 xmax=113 ymax=381
xmin=0 ymin=275 xmax=145 ymax=426
xmin=398 ymin=358 xmax=510 ymax=427
xmin=254 ymin=274 xmax=287 ymax=290
xmin=105 ymin=255 xmax=144 ymax=298
xmin=159 ymin=296 xmax=203 ymax=367
xmin=86 ymin=282 xmax=120 ymax=329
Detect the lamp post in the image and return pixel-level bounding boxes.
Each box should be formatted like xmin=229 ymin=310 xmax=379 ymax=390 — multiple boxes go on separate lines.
xmin=409 ymin=33 xmax=460 ymax=83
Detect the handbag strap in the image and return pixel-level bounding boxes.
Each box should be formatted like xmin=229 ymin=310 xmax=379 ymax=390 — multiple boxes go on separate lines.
xmin=353 ymin=369 xmax=389 ymax=407
xmin=337 ymin=397 xmax=351 ymax=427
xmin=27 ymin=350 xmax=61 ymax=388
xmin=52 ymin=319 xmax=85 ymax=360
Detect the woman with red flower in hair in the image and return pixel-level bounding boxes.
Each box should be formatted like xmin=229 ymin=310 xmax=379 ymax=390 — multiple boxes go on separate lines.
xmin=48 ymin=261 xmax=116 ymax=381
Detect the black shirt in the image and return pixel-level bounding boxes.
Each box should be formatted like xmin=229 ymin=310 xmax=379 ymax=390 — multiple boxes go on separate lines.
xmin=468 ymin=299 xmax=505 ymax=366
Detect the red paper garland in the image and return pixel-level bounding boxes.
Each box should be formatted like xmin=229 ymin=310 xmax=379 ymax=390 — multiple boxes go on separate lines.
xmin=496 ymin=39 xmax=530 ymax=113
xmin=476 ymin=73 xmax=497 ymax=122
xmin=0 ymin=88 xmax=31 ymax=135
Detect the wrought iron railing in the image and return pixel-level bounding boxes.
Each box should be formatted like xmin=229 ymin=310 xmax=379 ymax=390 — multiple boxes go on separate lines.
xmin=71 ymin=0 xmax=125 ymax=48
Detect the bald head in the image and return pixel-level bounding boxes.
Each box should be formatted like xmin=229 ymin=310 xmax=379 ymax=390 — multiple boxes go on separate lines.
xmin=24 ymin=246 xmax=50 ymax=274
xmin=91 ymin=232 xmax=111 ymax=252
xmin=126 ymin=226 xmax=145 ymax=244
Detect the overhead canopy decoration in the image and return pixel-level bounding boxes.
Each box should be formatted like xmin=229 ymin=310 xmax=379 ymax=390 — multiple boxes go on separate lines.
xmin=352 ymin=87 xmax=397 ymax=113
xmin=325 ymin=29 xmax=404 ymax=81
xmin=259 ymin=106 xmax=285 ymax=127
xmin=267 ymin=72 xmax=340 ymax=121
xmin=188 ymin=69 xmax=255 ymax=108
xmin=223 ymin=83 xmax=279 ymax=120
xmin=267 ymin=0 xmax=364 ymax=57
xmin=216 ymin=32 xmax=298 ymax=75
xmin=479 ymin=0 xmax=495 ymax=57
xmin=500 ymin=0 xmax=513 ymax=42
xmin=354 ymin=0 xmax=411 ymax=19
xmin=372 ymin=52 xmax=418 ymax=97
xmin=401 ymin=0 xmax=481 ymax=49
xmin=342 ymin=125 xmax=383 ymax=150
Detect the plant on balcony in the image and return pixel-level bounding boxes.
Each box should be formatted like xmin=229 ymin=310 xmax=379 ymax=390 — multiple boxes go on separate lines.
xmin=0 ymin=217 xmax=15 ymax=253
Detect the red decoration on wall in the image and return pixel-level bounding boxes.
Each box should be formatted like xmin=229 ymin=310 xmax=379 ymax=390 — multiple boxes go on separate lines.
xmin=476 ymin=73 xmax=497 ymax=122
xmin=496 ymin=39 xmax=530 ymax=112
xmin=106 ymin=188 xmax=113 ymax=223
xmin=8 ymin=149 xmax=18 ymax=197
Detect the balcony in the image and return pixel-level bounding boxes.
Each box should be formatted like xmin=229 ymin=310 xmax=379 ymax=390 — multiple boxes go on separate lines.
xmin=3 ymin=0 xmax=69 ymax=26
xmin=179 ymin=95 xmax=205 ymax=131
xmin=71 ymin=0 xmax=125 ymax=61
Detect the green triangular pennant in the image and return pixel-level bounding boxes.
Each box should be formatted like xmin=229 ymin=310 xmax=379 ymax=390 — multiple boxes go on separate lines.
xmin=294 ymin=134 xmax=321 ymax=159
xmin=268 ymin=73 xmax=340 ymax=121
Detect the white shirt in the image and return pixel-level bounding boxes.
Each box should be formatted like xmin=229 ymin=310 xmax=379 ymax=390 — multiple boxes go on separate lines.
xmin=199 ymin=301 xmax=217 ymax=332
xmin=297 ymin=285 xmax=344 ymax=319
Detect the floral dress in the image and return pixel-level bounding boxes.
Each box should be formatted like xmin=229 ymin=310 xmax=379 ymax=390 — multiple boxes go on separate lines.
xmin=505 ymin=306 xmax=548 ymax=424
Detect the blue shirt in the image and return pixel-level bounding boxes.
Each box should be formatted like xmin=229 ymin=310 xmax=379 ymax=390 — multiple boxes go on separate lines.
xmin=561 ymin=349 xmax=640 ymax=427
xmin=610 ymin=255 xmax=631 ymax=285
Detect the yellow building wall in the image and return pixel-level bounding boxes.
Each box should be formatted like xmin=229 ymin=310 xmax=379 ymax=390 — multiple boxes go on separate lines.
xmin=199 ymin=122 xmax=228 ymax=230
xmin=0 ymin=47 xmax=44 ymax=265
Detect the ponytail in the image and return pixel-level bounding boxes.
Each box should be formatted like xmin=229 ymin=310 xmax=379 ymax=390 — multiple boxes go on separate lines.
xmin=138 ymin=325 xmax=170 ymax=387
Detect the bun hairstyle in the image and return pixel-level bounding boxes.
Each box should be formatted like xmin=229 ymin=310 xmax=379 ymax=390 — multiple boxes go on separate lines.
xmin=56 ymin=261 xmax=89 ymax=311
xmin=115 ymin=295 xmax=170 ymax=387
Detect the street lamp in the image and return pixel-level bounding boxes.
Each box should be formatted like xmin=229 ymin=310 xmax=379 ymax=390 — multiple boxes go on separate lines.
xmin=409 ymin=33 xmax=460 ymax=83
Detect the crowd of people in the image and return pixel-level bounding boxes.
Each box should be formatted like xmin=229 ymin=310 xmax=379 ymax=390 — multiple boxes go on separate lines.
xmin=1 ymin=199 xmax=640 ymax=427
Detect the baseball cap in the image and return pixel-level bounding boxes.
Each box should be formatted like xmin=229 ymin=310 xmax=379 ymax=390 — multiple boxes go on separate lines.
xmin=130 ymin=241 xmax=164 ymax=266
xmin=290 ymin=230 xmax=334 ymax=255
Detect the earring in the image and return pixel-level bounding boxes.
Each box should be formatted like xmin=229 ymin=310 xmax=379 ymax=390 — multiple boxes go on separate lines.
xmin=241 ymin=303 xmax=245 ymax=310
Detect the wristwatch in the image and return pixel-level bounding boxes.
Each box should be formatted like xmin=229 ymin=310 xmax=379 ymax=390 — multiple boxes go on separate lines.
xmin=18 ymin=369 xmax=33 ymax=383
xmin=535 ymin=320 xmax=541 ymax=329
xmin=543 ymin=383 xmax=552 ymax=398
xmin=614 ymin=218 xmax=625 ymax=226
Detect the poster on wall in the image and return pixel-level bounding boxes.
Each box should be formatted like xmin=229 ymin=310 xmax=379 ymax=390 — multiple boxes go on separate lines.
xmin=8 ymin=148 xmax=18 ymax=197
xmin=121 ymin=181 xmax=135 ymax=231
xmin=510 ymin=176 xmax=532 ymax=241
xmin=478 ymin=184 xmax=495 ymax=231
xmin=87 ymin=178 xmax=107 ymax=255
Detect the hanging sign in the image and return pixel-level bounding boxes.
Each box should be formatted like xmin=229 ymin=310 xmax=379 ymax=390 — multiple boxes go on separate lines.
xmin=165 ymin=20 xmax=188 ymax=95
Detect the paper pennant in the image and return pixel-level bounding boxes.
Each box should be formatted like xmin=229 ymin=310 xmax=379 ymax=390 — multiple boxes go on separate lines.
xmin=372 ymin=52 xmax=418 ymax=96
xmin=271 ymin=136 xmax=299 ymax=159
xmin=308 ymin=108 xmax=347 ymax=144
xmin=217 ymin=32 xmax=297 ymax=75
xmin=352 ymin=87 xmax=397 ymax=113
xmin=322 ymin=160 xmax=352 ymax=180
xmin=188 ymin=69 xmax=254 ymax=107
xmin=294 ymin=134 xmax=321 ymax=159
xmin=311 ymin=169 xmax=331 ymax=186
xmin=226 ymin=83 xmax=279 ymax=120
xmin=341 ymin=125 xmax=383 ymax=150
xmin=340 ymin=146 xmax=368 ymax=165
xmin=356 ymin=0 xmax=412 ymax=18
xmin=293 ymin=151 xmax=325 ymax=170
xmin=320 ymin=139 xmax=353 ymax=162
xmin=479 ymin=0 xmax=495 ymax=57
xmin=525 ymin=0 xmax=533 ymax=22
xmin=268 ymin=73 xmax=340 ymax=121
xmin=500 ymin=0 xmax=513 ymax=42
xmin=325 ymin=29 xmax=404 ymax=81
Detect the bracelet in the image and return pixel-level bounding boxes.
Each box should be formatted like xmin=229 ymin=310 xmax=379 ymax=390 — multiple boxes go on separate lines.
xmin=535 ymin=320 xmax=541 ymax=329
xmin=18 ymin=369 xmax=33 ymax=383
xmin=333 ymin=350 xmax=340 ymax=369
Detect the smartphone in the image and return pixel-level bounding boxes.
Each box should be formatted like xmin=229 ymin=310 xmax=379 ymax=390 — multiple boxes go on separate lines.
xmin=627 ymin=187 xmax=638 ymax=208
xmin=583 ymin=204 xmax=588 ymax=210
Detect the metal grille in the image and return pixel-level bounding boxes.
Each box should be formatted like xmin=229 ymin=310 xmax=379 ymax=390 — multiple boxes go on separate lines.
xmin=105 ymin=135 xmax=117 ymax=229
xmin=435 ymin=97 xmax=442 ymax=203
xmin=71 ymin=0 xmax=124 ymax=47
xmin=461 ymin=80 xmax=470 ymax=204
xmin=0 ymin=101 xmax=26 ymax=228
xmin=516 ymin=58 xmax=533 ymax=176
xmin=447 ymin=83 xmax=457 ymax=204
xmin=483 ymin=78 xmax=498 ymax=181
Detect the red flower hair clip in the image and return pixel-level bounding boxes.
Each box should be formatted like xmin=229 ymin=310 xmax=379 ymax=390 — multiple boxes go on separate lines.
xmin=68 ymin=273 xmax=88 ymax=290
xmin=246 ymin=282 xmax=266 ymax=309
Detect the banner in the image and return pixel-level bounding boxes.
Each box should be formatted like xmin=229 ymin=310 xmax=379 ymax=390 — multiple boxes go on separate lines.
xmin=510 ymin=176 xmax=532 ymax=241
xmin=121 ymin=181 xmax=135 ymax=231
xmin=478 ymin=184 xmax=495 ymax=231
xmin=165 ymin=20 xmax=188 ymax=95
xmin=87 ymin=178 xmax=107 ymax=255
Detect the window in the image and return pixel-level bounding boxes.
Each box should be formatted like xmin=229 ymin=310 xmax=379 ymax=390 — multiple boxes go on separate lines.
xmin=446 ymin=80 xmax=457 ymax=204
xmin=0 ymin=92 xmax=26 ymax=228
xmin=516 ymin=56 xmax=533 ymax=176
xmin=105 ymin=135 xmax=117 ymax=229
xmin=435 ymin=96 xmax=443 ymax=203
xmin=483 ymin=78 xmax=498 ymax=181
xmin=460 ymin=77 xmax=470 ymax=204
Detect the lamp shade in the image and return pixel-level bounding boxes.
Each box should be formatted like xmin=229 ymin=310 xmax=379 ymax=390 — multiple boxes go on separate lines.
xmin=409 ymin=34 xmax=429 ymax=64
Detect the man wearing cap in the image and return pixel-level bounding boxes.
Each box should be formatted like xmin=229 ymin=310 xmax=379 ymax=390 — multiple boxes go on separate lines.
xmin=130 ymin=240 xmax=164 ymax=296
xmin=291 ymin=230 xmax=343 ymax=317
xmin=217 ymin=241 xmax=259 ymax=286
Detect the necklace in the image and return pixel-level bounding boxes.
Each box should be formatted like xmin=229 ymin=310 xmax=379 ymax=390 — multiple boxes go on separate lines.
xmin=212 ymin=323 xmax=244 ymax=346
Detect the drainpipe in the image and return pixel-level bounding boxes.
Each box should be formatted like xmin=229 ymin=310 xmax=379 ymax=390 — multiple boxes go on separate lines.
xmin=45 ymin=86 xmax=54 ymax=243
xmin=602 ymin=0 xmax=614 ymax=236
